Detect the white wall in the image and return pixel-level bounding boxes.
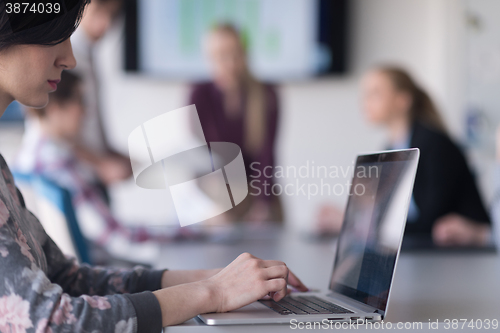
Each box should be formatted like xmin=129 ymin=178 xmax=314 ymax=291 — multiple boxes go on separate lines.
xmin=96 ymin=0 xmax=469 ymax=230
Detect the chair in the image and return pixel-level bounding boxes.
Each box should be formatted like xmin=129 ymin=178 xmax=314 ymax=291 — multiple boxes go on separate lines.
xmin=12 ymin=172 xmax=92 ymax=264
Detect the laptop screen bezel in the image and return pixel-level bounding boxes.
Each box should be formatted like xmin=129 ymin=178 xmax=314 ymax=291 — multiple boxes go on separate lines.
xmin=328 ymin=149 xmax=419 ymax=313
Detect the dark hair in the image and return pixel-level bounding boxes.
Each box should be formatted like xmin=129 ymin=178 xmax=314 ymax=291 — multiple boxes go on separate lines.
xmin=29 ymin=71 xmax=82 ymax=117
xmin=376 ymin=65 xmax=447 ymax=134
xmin=94 ymin=0 xmax=123 ymax=3
xmin=0 ymin=0 xmax=90 ymax=51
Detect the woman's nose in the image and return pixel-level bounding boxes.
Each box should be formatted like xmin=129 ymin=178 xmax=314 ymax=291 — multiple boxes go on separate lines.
xmin=56 ymin=39 xmax=77 ymax=70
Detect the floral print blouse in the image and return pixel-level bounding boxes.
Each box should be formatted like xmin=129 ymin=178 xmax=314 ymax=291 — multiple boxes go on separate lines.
xmin=0 ymin=154 xmax=164 ymax=333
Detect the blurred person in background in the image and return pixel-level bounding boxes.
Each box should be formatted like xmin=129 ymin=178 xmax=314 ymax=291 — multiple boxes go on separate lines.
xmin=319 ymin=66 xmax=492 ymax=247
xmin=71 ymin=0 xmax=131 ymax=189
xmin=24 ymin=0 xmax=131 ymax=205
xmin=71 ymin=0 xmax=130 ymax=188
xmin=189 ymin=23 xmax=282 ymax=224
xmin=14 ymin=72 xmax=186 ymax=263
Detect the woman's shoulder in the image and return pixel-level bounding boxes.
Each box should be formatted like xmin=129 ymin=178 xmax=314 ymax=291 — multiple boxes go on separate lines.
xmin=190 ymin=81 xmax=216 ymax=93
xmin=412 ymin=122 xmax=454 ymax=147
xmin=189 ymin=81 xmax=219 ymax=104
xmin=260 ymin=82 xmax=279 ymax=107
xmin=411 ymin=121 xmax=465 ymax=162
xmin=0 ymin=154 xmax=16 ymax=187
xmin=261 ymin=82 xmax=278 ymax=93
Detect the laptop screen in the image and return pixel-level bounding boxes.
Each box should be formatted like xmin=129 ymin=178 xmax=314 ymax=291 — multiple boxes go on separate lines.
xmin=329 ymin=149 xmax=419 ymax=312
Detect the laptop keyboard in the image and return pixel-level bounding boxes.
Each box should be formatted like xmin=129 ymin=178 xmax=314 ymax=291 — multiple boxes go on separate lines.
xmin=259 ymin=296 xmax=354 ymax=315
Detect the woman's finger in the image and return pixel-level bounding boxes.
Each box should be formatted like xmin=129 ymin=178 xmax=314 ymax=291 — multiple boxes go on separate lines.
xmin=265 ymin=278 xmax=287 ymax=301
xmin=288 ymin=270 xmax=308 ymax=291
xmin=263 ymin=265 xmax=288 ymax=280
xmin=261 ymin=260 xmax=286 ymax=268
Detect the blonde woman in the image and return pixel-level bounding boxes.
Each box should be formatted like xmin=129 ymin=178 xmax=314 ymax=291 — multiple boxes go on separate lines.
xmin=189 ymin=24 xmax=282 ymax=223
xmin=319 ymin=66 xmax=492 ymax=247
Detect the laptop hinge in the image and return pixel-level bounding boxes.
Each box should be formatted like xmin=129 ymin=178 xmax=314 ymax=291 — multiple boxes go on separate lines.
xmin=326 ymin=291 xmax=382 ymax=315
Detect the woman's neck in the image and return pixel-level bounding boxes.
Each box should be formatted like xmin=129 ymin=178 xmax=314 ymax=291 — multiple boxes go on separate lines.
xmin=387 ymin=115 xmax=410 ymax=145
xmin=214 ymin=75 xmax=240 ymax=92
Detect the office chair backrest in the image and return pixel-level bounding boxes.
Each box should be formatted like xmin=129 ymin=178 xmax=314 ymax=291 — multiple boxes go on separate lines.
xmin=12 ymin=172 xmax=92 ymax=264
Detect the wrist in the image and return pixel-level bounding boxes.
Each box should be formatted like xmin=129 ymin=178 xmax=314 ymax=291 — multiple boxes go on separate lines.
xmin=160 ymin=270 xmax=169 ymax=289
xmin=153 ymin=279 xmax=220 ymax=326
xmin=196 ymin=279 xmax=220 ymax=314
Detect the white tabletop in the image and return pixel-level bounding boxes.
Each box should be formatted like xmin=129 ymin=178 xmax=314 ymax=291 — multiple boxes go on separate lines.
xmin=157 ymin=227 xmax=500 ymax=332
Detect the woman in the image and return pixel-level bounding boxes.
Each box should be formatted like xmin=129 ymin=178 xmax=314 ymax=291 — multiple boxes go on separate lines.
xmin=189 ymin=24 xmax=282 ymax=223
xmin=0 ymin=2 xmax=307 ymax=332
xmin=361 ymin=66 xmax=491 ymax=246
xmin=318 ymin=66 xmax=492 ymax=246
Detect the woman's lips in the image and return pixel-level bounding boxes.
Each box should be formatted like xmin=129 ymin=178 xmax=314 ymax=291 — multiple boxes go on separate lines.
xmin=47 ymin=79 xmax=60 ymax=90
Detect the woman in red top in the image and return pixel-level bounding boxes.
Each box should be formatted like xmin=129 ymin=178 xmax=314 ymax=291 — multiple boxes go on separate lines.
xmin=190 ymin=24 xmax=283 ymax=224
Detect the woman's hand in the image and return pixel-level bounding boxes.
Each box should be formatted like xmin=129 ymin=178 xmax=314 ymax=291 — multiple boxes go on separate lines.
xmin=207 ymin=252 xmax=308 ymax=313
xmin=73 ymin=144 xmax=132 ymax=184
xmin=153 ymin=252 xmax=308 ymax=326
xmin=433 ymin=213 xmax=491 ymax=246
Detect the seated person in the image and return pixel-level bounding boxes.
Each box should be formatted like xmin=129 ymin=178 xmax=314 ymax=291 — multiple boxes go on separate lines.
xmin=189 ymin=23 xmax=282 ymax=224
xmin=68 ymin=0 xmax=132 ymax=190
xmin=0 ymin=3 xmax=307 ymax=331
xmin=319 ymin=66 xmax=492 ymax=247
xmin=13 ymin=71 xmax=187 ymax=260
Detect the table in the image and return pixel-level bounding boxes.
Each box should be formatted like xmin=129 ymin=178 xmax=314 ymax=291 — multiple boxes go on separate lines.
xmin=156 ymin=228 xmax=500 ymax=332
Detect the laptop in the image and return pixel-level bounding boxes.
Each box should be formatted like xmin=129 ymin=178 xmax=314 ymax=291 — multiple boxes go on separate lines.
xmin=198 ymin=148 xmax=420 ymax=325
